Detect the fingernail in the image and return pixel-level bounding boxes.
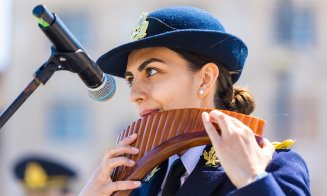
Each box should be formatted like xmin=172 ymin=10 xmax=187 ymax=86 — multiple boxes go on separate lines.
xmin=212 ymin=110 xmax=223 ymax=115
xmin=129 ymin=159 xmax=135 ymax=165
xmin=133 ymin=181 xmax=141 ymax=186
xmin=132 ymin=147 xmax=139 ymax=152
xmin=129 ymin=133 xmax=137 ymax=138
xmin=202 ymin=112 xmax=209 ymax=123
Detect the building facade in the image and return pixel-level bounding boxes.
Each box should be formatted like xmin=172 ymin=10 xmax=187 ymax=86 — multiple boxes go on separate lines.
xmin=0 ymin=0 xmax=325 ymax=195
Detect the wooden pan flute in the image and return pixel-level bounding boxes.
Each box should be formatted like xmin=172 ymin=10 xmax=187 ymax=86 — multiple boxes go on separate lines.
xmin=112 ymin=108 xmax=265 ymax=195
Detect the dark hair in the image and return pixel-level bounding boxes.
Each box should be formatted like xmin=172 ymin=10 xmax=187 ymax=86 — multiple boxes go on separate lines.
xmin=169 ymin=48 xmax=255 ymax=115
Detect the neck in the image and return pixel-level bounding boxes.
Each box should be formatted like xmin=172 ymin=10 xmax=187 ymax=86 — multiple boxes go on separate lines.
xmin=199 ymin=100 xmax=216 ymax=109
xmin=198 ymin=91 xmax=216 ymax=109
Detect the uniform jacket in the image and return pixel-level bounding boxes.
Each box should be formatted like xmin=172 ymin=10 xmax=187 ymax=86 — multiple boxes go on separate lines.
xmin=132 ymin=145 xmax=310 ymax=196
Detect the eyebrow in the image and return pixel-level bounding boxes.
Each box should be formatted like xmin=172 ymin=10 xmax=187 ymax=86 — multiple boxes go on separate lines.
xmin=125 ymin=58 xmax=165 ymax=78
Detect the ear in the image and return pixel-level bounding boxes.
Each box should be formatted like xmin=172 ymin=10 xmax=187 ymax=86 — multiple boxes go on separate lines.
xmin=198 ymin=63 xmax=219 ymax=96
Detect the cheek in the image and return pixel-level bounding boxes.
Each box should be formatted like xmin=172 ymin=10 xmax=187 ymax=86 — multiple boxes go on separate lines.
xmin=150 ymin=75 xmax=197 ymax=108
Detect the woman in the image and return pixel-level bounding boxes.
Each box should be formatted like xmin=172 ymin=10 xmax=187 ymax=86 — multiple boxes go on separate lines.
xmin=80 ymin=6 xmax=310 ymax=196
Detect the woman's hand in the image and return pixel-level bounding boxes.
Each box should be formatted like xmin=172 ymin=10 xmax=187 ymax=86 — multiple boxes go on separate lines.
xmin=202 ymin=110 xmax=275 ymax=188
xmin=79 ymin=133 xmax=141 ymax=196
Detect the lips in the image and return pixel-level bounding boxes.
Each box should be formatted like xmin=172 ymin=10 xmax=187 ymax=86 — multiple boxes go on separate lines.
xmin=140 ymin=109 xmax=160 ymax=117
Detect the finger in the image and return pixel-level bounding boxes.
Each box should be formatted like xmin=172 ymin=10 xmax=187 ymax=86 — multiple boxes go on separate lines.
xmin=108 ymin=157 xmax=136 ymax=169
xmin=105 ymin=145 xmax=139 ymax=159
xmin=224 ymin=113 xmax=257 ymax=143
xmin=101 ymin=157 xmax=136 ymax=180
xmin=209 ymin=110 xmax=234 ymax=137
xmin=229 ymin=115 xmax=250 ymax=129
xmin=202 ymin=112 xmax=222 ymax=147
xmin=261 ymin=138 xmax=275 ymax=155
xmin=106 ymin=181 xmax=141 ymax=193
xmin=229 ymin=116 xmax=255 ymax=137
xmin=119 ymin=133 xmax=138 ymax=145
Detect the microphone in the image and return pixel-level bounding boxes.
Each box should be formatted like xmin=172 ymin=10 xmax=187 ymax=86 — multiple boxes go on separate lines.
xmin=32 ymin=4 xmax=115 ymax=101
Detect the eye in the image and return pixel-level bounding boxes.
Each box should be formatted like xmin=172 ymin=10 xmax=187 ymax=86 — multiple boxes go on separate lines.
xmin=146 ymin=67 xmax=158 ymax=77
xmin=125 ymin=77 xmax=134 ymax=87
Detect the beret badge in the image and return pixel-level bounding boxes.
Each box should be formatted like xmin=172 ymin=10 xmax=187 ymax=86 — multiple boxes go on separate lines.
xmin=24 ymin=162 xmax=48 ymax=189
xmin=131 ymin=13 xmax=149 ymax=41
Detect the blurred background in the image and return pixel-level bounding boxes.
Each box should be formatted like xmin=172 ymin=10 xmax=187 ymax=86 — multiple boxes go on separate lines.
xmin=0 ymin=0 xmax=325 ymax=195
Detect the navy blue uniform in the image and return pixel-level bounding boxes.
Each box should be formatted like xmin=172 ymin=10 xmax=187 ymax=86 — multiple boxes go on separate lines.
xmin=133 ymin=146 xmax=310 ymax=196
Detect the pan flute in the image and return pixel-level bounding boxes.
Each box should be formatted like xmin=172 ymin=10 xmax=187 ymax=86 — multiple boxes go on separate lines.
xmin=112 ymin=108 xmax=265 ymax=195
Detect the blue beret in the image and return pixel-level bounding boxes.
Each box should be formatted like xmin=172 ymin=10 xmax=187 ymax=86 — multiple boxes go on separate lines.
xmin=13 ymin=156 xmax=77 ymax=190
xmin=97 ymin=6 xmax=248 ymax=83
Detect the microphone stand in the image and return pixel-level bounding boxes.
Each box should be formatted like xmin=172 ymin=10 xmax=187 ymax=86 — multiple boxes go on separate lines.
xmin=0 ymin=78 xmax=41 ymax=130
xmin=0 ymin=48 xmax=79 ymax=130
xmin=0 ymin=4 xmax=104 ymax=130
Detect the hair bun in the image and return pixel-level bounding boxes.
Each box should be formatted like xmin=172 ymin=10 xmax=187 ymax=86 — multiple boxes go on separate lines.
xmin=229 ymin=87 xmax=255 ymax=115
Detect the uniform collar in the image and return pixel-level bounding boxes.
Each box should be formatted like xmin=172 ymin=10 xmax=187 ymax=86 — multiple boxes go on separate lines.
xmin=165 ymin=145 xmax=206 ymax=176
xmin=181 ymin=145 xmax=206 ymax=175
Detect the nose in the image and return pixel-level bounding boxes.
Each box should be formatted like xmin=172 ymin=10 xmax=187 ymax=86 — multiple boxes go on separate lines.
xmin=130 ymin=78 xmax=147 ymax=104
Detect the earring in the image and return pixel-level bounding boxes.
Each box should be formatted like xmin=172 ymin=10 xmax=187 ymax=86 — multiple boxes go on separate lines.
xmin=198 ymin=88 xmax=204 ymax=95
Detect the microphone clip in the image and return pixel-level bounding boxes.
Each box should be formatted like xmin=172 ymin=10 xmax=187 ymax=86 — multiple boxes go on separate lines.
xmin=34 ymin=47 xmax=103 ymax=88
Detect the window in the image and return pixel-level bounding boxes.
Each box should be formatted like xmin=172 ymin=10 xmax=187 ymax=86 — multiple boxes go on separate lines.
xmin=48 ymin=101 xmax=90 ymax=142
xmin=291 ymin=7 xmax=315 ymax=46
xmin=275 ymin=0 xmax=293 ymax=45
xmin=275 ymin=0 xmax=315 ymax=47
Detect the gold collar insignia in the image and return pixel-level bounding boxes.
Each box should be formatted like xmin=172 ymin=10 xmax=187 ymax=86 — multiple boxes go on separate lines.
xmin=131 ymin=13 xmax=149 ymax=41
xmin=201 ymin=140 xmax=294 ymax=169
xmin=144 ymin=165 xmax=160 ymax=182
xmin=272 ymin=139 xmax=295 ymax=149
xmin=203 ymin=147 xmax=220 ymax=167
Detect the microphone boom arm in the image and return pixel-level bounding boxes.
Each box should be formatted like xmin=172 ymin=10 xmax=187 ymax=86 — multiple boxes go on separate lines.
xmin=0 ymin=37 xmax=106 ymax=129
xmin=0 ymin=4 xmax=114 ymax=130
xmin=0 ymin=42 xmax=99 ymax=129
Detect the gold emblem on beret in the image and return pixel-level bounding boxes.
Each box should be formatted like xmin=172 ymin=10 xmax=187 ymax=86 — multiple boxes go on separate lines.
xmin=24 ymin=162 xmax=48 ymax=189
xmin=203 ymin=147 xmax=220 ymax=167
xmin=131 ymin=13 xmax=149 ymax=41
xmin=144 ymin=165 xmax=160 ymax=182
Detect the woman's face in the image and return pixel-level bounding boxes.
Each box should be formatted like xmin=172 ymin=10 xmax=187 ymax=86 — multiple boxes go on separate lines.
xmin=125 ymin=47 xmax=210 ymax=117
